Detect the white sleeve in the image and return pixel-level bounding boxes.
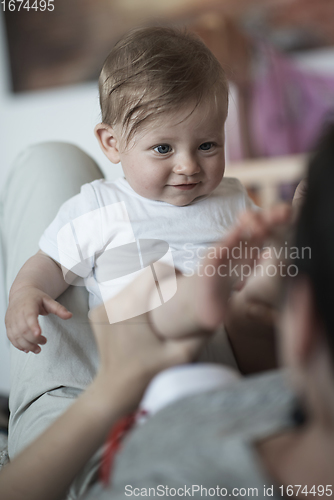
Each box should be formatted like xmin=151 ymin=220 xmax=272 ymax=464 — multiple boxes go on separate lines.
xmin=39 ymin=182 xmax=102 ymax=278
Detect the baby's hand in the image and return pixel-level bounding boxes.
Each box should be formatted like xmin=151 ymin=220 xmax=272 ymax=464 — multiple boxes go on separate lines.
xmin=5 ymin=287 xmax=72 ymax=354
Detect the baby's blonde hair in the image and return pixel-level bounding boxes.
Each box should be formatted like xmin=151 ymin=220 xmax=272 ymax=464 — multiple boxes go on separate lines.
xmin=98 ymin=26 xmax=228 ymax=145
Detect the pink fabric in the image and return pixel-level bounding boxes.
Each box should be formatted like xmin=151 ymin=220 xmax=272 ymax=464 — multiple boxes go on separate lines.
xmin=227 ymin=43 xmax=334 ymax=160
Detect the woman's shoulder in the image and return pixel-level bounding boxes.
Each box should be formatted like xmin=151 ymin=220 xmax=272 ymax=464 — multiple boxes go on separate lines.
xmin=130 ymin=370 xmax=293 ymax=445
xmin=100 ymin=371 xmax=294 ymax=499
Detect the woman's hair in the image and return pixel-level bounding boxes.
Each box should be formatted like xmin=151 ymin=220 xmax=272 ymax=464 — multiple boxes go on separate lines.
xmin=98 ymin=26 xmax=228 ymax=145
xmin=295 ymin=124 xmax=334 ymax=358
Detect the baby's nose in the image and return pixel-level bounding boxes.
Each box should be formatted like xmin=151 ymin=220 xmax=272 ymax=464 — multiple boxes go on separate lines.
xmin=173 ymin=156 xmax=201 ymax=176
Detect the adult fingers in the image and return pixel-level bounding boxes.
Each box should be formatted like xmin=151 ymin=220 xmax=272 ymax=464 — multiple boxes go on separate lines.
xmin=245 ymin=301 xmax=278 ymax=327
xmin=292 ymin=179 xmax=307 ymax=206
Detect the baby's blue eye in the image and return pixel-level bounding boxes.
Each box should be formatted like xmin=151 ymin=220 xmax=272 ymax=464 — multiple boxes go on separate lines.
xmin=199 ymin=142 xmax=213 ymax=151
xmin=154 ymin=144 xmax=171 ymax=154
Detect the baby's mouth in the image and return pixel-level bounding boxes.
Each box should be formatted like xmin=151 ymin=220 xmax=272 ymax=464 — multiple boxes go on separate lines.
xmin=170 ymin=183 xmax=199 ymax=191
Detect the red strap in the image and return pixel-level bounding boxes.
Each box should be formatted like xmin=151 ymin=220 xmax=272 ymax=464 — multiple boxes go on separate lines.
xmin=100 ymin=410 xmax=148 ymax=487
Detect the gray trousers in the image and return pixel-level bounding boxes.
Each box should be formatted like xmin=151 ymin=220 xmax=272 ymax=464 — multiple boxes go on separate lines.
xmin=2 ymin=142 xmax=103 ymax=499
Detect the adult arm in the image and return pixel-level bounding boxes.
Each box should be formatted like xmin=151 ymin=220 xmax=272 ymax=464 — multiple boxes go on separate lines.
xmin=222 ymin=208 xmax=290 ymax=373
xmin=150 ymin=206 xmax=291 ymax=374
xmin=223 ymin=191 xmax=302 ymax=374
xmin=0 ymin=267 xmax=206 ymax=500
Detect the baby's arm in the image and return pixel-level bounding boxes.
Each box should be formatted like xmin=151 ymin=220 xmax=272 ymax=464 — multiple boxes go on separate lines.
xmin=5 ymin=250 xmax=72 ymax=354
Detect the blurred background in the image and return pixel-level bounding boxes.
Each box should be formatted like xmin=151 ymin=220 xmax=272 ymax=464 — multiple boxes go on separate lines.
xmin=1 ymin=0 xmax=334 ymax=397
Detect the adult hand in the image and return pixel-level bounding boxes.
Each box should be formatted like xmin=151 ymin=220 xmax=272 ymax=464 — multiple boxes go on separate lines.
xmin=195 ymin=204 xmax=291 ymax=330
xmin=149 ymin=205 xmax=291 ymax=345
xmin=195 ymin=204 xmax=291 ymax=374
xmin=292 ymin=179 xmax=307 ymax=213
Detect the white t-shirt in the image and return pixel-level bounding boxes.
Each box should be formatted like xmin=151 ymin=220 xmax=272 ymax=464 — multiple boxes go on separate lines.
xmin=39 ymin=176 xmax=257 ymax=321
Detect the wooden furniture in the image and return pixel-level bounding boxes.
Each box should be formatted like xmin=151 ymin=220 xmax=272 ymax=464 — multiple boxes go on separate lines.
xmin=225 ymin=154 xmax=307 ymax=207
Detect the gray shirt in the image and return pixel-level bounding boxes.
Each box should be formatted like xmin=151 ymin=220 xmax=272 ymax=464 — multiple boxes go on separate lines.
xmin=84 ymin=370 xmax=295 ymax=499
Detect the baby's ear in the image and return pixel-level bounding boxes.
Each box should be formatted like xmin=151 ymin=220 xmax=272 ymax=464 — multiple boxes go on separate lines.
xmin=94 ymin=123 xmax=121 ymax=164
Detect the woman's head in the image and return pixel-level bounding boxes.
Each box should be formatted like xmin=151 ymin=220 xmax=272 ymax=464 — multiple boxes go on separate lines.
xmin=294 ymin=124 xmax=334 ymax=363
xmin=281 ymin=124 xmax=334 ymax=420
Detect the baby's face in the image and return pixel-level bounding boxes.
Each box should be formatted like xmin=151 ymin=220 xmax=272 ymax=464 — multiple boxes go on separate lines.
xmin=117 ymin=99 xmax=226 ymax=206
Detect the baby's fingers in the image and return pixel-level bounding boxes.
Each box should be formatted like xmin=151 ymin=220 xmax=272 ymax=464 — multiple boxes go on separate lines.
xmin=25 ymin=311 xmax=41 ymax=337
xmin=42 ymin=297 xmax=72 ymax=319
xmin=15 ymin=337 xmax=41 ymax=354
xmin=23 ymin=318 xmax=47 ymax=345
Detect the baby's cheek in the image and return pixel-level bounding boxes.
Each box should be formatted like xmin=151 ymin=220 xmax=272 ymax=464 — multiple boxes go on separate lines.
xmin=135 ymin=178 xmax=162 ymax=199
xmin=142 ymin=180 xmax=158 ymax=193
xmin=145 ymin=174 xmax=166 ymax=193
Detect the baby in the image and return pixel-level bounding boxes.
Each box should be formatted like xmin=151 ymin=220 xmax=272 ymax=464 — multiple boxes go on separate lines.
xmin=6 ymin=26 xmax=257 ymax=355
